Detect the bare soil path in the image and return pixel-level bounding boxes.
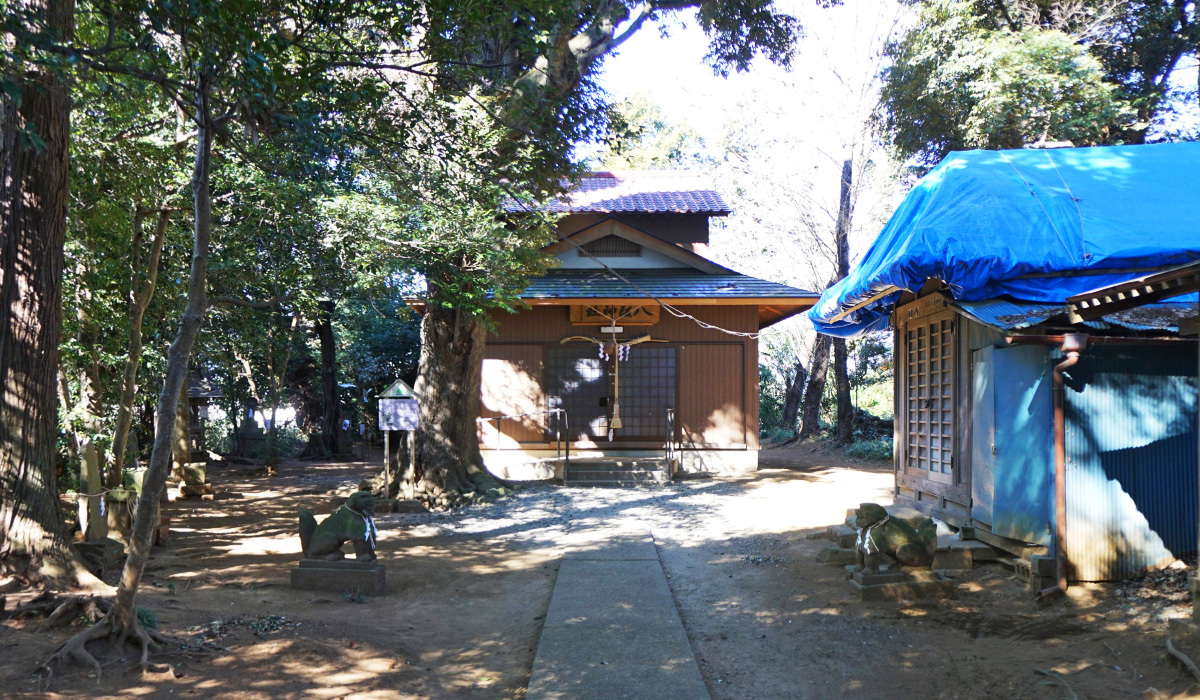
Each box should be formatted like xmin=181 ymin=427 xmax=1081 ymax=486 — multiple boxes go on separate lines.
xmin=2 ymin=445 xmax=1198 ymax=699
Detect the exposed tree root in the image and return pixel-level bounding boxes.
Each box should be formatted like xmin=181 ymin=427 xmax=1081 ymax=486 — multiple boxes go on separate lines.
xmin=40 ymin=614 xmax=174 ymax=680
xmin=6 ymin=591 xmax=113 ymax=630
xmin=1034 ymin=668 xmax=1078 ymax=700
xmin=1167 ymin=637 xmax=1200 ymax=682
xmin=399 ymin=467 xmax=514 ymax=511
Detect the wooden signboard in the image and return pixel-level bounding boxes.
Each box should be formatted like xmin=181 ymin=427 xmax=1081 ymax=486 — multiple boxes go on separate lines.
xmin=570 ymin=304 xmax=660 ymax=326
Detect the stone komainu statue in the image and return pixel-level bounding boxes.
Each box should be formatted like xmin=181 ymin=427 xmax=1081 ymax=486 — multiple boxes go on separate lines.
xmin=299 ymin=491 xmax=378 ymax=561
xmin=853 ymin=502 xmax=937 ymax=574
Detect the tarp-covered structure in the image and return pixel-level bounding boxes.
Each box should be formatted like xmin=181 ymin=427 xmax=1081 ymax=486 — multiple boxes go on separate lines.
xmin=809 ymin=142 xmax=1200 ymax=337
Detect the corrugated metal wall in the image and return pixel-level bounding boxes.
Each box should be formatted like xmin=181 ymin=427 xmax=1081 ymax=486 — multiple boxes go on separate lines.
xmin=1063 ymin=344 xmax=1198 ymax=581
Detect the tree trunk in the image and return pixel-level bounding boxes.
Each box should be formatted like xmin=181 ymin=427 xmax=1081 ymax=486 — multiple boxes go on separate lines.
xmin=171 ymin=380 xmax=190 ymax=481
xmin=265 ymin=312 xmax=298 ymax=471
xmin=408 ymin=303 xmax=507 ymax=505
xmin=798 ymin=335 xmax=831 ymax=441
xmin=0 ymin=0 xmax=95 ymax=588
xmin=781 ymin=357 xmax=807 ymax=437
xmin=111 ymin=208 xmax=170 ymax=488
xmin=833 ymin=339 xmax=853 ymax=445
xmin=94 ymin=84 xmax=214 ymax=650
xmin=832 ymin=158 xmax=854 ymax=445
xmin=314 ymin=299 xmax=340 ymax=457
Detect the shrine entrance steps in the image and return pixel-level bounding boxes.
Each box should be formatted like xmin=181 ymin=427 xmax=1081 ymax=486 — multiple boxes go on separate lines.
xmin=563 ymin=457 xmax=671 ymax=487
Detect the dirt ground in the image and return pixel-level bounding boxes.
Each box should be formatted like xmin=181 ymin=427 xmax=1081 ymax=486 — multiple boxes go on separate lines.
xmin=3 ymin=444 xmax=1200 ymax=699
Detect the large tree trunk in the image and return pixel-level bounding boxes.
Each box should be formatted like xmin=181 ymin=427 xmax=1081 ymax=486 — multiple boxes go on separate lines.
xmin=408 ymin=304 xmax=507 ymax=507
xmin=781 ymin=358 xmax=807 ymax=437
xmin=798 ymin=335 xmax=831 ymax=441
xmin=832 ymin=158 xmax=854 ymax=445
xmin=833 ymin=339 xmax=853 ymax=444
xmin=49 ymin=84 xmax=213 ymax=672
xmin=312 ymin=299 xmax=340 ymax=457
xmin=0 ymin=0 xmax=95 ymax=589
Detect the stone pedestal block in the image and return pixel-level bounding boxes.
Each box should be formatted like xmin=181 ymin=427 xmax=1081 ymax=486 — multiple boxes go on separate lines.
xmin=180 ymin=482 xmax=213 ymax=498
xmin=290 ymin=559 xmax=387 ymax=596
xmin=844 ymin=566 xmax=954 ymax=601
xmin=815 ymin=545 xmax=857 ymax=565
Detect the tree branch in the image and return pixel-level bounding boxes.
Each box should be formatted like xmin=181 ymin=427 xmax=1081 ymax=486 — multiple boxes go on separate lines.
xmin=208 ymin=292 xmax=293 ymax=310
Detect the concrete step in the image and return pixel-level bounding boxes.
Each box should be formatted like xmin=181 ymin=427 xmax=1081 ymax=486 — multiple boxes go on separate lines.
xmin=566 ymin=480 xmax=670 ymax=488
xmin=568 ymin=459 xmax=667 ymax=469
xmin=567 ymin=473 xmax=668 ymax=485
xmin=828 ymin=524 xmax=858 ymax=549
xmin=567 ymin=470 xmax=666 ymax=481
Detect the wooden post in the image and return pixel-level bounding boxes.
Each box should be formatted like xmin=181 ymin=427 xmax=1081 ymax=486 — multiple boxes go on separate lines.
xmin=383 ymin=430 xmax=390 ymax=499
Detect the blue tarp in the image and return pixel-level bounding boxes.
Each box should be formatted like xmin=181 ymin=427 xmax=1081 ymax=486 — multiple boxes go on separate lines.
xmin=808 ymin=142 xmax=1200 ymax=337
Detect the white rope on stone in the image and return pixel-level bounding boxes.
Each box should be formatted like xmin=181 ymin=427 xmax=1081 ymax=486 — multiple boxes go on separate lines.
xmin=856 ymin=515 xmax=890 ymax=554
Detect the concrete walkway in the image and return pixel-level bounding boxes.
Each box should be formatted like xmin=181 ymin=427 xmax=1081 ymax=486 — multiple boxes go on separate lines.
xmin=527 ymin=528 xmax=710 ymax=700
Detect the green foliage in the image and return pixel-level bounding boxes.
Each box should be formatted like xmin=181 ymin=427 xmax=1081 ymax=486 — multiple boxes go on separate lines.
xmin=880 ymin=0 xmax=1199 ymax=166
xmin=758 ymin=364 xmax=789 ymax=433
xmin=881 ymin=0 xmax=1134 ymax=165
xmin=592 ymin=94 xmax=710 ymax=170
xmin=136 ymin=607 xmax=158 ymax=629
xmin=846 ymin=437 xmax=893 ymax=461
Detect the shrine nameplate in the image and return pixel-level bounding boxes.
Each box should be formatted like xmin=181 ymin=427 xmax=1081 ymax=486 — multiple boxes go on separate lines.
xmin=570 ymin=304 xmax=660 ymax=326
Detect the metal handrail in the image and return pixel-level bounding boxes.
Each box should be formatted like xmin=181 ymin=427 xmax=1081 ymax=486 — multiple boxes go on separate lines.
xmin=477 ymin=408 xmax=569 ymax=465
xmin=664 ymin=408 xmax=676 ymax=465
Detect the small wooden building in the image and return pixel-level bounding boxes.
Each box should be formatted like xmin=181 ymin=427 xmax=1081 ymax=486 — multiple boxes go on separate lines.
xmin=479 ymin=171 xmax=817 ymax=480
xmin=810 ymin=144 xmax=1200 ymax=581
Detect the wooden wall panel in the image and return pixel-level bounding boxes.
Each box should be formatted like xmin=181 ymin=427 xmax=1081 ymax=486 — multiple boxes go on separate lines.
xmin=678 ymin=344 xmax=745 ymax=446
xmin=487 ymin=305 xmax=759 ymax=450
xmin=480 ymin=345 xmax=544 ymax=446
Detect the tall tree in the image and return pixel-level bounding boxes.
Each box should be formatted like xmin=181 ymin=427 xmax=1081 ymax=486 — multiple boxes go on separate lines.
xmin=0 ymin=0 xmax=98 ymax=588
xmin=879 ymin=0 xmax=1196 ymax=166
xmin=798 ymin=335 xmax=831 ymax=439
xmin=45 ymin=0 xmax=398 ymax=667
xmin=712 ymin=0 xmax=905 ymax=441
xmin=832 ymin=158 xmax=853 ymax=445
xmin=353 ymin=1 xmax=802 ymax=505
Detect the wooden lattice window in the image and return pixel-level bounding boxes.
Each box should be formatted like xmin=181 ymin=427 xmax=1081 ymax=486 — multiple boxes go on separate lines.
xmin=579 ymin=235 xmax=641 ymax=258
xmin=904 ymin=309 xmax=955 ymax=482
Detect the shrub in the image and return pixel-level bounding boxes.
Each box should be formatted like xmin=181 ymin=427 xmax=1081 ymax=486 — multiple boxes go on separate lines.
xmin=846 ymin=437 xmax=893 ymax=461
xmin=762 ymin=426 xmax=794 ymax=444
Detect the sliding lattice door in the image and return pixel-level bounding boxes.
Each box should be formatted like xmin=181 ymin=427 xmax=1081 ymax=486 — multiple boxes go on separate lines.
xmin=904 ymin=309 xmax=955 ymax=484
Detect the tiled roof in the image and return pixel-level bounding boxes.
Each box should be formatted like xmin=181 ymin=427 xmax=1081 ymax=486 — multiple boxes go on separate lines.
xmin=954 ymin=298 xmax=1194 ymax=333
xmin=521 ymin=269 xmax=815 ymax=300
xmin=506 ymin=171 xmax=731 ymax=215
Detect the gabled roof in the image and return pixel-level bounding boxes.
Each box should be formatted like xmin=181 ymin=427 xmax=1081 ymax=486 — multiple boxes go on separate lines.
xmin=809 ymin=142 xmax=1200 ymax=337
xmin=506 ymin=171 xmax=731 ymax=215
xmin=543 ymin=214 xmax=732 ymax=274
xmin=519 ymin=269 xmax=818 ymax=328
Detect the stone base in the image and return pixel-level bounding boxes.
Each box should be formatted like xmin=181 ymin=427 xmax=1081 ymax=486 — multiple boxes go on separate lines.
xmin=844 ymin=565 xmax=955 ymax=601
xmin=73 ymin=538 xmax=125 ymax=573
xmin=828 ymin=525 xmax=857 ymax=549
xmin=376 ymin=498 xmax=425 ymax=514
xmin=816 ymin=545 xmax=857 ymax=565
xmin=1169 ymin=616 xmax=1200 ymax=638
xmin=290 ymin=559 xmax=387 ymax=596
xmin=180 ymin=482 xmax=214 ymax=498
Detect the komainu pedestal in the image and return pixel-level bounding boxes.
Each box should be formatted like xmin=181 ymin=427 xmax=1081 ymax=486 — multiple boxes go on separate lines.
xmin=290 ymin=559 xmax=387 ymax=596
xmin=291 ymin=490 xmax=387 ymax=596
